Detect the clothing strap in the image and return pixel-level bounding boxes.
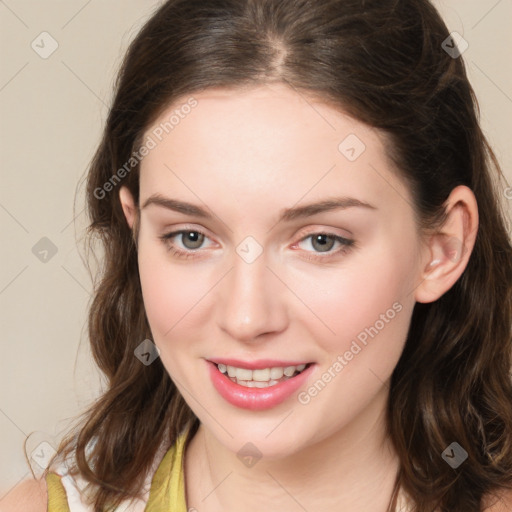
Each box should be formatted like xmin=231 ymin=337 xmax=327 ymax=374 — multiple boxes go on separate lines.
xmin=144 ymin=430 xmax=187 ymax=511
xmin=46 ymin=472 xmax=71 ymax=512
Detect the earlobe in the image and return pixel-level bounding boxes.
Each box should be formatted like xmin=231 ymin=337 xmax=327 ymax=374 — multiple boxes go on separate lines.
xmin=119 ymin=186 xmax=136 ymax=229
xmin=415 ymin=186 xmax=479 ymax=304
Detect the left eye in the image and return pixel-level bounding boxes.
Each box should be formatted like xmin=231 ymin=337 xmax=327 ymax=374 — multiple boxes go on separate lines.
xmin=297 ymin=233 xmax=353 ymax=254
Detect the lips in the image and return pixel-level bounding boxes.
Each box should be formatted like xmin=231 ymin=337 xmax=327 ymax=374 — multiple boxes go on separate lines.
xmin=207 ymin=359 xmax=315 ymax=411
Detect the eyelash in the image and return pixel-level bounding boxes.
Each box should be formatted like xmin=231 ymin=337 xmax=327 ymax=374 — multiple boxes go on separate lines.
xmin=159 ymin=229 xmax=355 ymax=262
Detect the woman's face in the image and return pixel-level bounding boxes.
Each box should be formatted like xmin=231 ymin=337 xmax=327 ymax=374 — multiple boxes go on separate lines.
xmin=121 ymin=83 xmax=429 ymax=458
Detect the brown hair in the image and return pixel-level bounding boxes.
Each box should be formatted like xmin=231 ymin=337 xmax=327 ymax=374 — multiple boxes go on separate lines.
xmin=52 ymin=0 xmax=512 ymax=510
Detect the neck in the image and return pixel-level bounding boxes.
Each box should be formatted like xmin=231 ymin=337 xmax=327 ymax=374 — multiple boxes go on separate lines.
xmin=184 ymin=384 xmax=400 ymax=512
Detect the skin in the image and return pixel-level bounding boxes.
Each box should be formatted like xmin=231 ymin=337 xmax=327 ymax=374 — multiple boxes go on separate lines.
xmin=0 ymin=478 xmax=47 ymax=512
xmin=117 ymin=82 xmax=479 ymax=511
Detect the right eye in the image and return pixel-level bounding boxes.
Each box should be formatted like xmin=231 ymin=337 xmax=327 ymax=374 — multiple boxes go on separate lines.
xmin=159 ymin=229 xmax=215 ymax=259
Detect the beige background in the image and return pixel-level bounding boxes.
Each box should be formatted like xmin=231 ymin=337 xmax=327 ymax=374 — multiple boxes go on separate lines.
xmin=0 ymin=0 xmax=511 ymax=498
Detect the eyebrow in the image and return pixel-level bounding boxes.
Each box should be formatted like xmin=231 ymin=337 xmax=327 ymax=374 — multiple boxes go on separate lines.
xmin=141 ymin=193 xmax=376 ymax=222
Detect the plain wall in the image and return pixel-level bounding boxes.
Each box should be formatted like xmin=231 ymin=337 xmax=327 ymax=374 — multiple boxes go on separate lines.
xmin=1 ymin=0 xmax=511 ymax=497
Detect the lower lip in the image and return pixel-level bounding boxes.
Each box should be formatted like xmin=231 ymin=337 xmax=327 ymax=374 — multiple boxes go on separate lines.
xmin=207 ymin=361 xmax=315 ymax=411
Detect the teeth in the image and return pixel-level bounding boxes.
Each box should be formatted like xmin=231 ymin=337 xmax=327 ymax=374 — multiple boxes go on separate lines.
xmin=283 ymin=366 xmax=296 ymax=377
xmin=216 ymin=363 xmax=308 ymax=385
xmin=235 ymin=368 xmax=252 ymax=380
xmin=236 ymin=379 xmax=280 ymax=388
xmin=252 ymin=368 xmax=270 ymax=381
xmin=269 ymin=367 xmax=284 ymax=379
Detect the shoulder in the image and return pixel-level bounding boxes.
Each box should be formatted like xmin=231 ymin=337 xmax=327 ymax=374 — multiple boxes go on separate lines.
xmin=483 ymin=488 xmax=512 ymax=511
xmin=0 ymin=477 xmax=47 ymax=512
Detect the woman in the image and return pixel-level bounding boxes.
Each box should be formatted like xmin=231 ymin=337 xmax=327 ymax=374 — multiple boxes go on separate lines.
xmin=5 ymin=0 xmax=512 ymax=510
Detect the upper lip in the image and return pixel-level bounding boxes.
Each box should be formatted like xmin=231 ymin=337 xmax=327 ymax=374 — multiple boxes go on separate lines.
xmin=208 ymin=358 xmax=312 ymax=370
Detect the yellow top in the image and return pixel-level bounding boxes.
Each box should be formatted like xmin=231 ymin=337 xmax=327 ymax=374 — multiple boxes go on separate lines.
xmin=45 ymin=430 xmax=188 ymax=512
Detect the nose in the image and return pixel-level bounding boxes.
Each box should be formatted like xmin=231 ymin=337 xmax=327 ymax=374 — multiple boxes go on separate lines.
xmin=216 ymin=251 xmax=289 ymax=343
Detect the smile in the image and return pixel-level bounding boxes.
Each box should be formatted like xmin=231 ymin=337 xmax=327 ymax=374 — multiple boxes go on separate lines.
xmin=207 ymin=360 xmax=315 ymax=410
xmin=216 ymin=363 xmax=308 ymax=388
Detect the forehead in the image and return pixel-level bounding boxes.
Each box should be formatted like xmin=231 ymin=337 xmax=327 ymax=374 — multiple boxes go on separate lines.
xmin=139 ymin=83 xmax=411 ymax=218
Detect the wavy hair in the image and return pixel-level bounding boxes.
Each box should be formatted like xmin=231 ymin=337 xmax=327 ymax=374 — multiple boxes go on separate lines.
xmin=52 ymin=0 xmax=512 ymax=510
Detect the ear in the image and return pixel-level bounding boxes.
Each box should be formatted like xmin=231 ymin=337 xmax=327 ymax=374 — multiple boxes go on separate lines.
xmin=415 ymin=185 xmax=479 ymax=304
xmin=119 ymin=186 xmax=137 ymax=229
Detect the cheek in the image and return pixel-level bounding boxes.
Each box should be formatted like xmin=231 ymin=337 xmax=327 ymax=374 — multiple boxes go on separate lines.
xmin=289 ymin=237 xmax=417 ymax=358
xmin=137 ymin=237 xmax=213 ymax=342
xmin=291 ymin=243 xmax=416 ymax=424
